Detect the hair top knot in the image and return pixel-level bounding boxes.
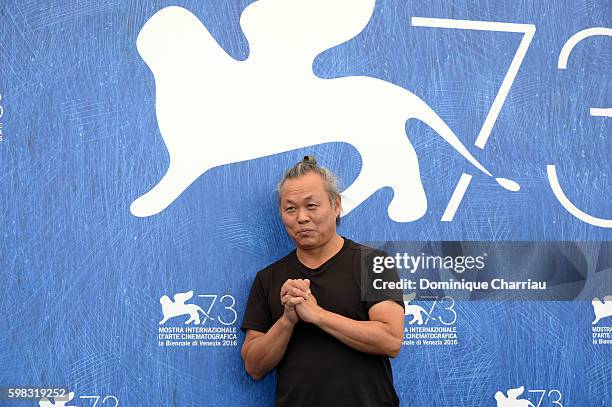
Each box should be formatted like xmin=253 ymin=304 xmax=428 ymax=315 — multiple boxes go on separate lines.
xmin=303 ymin=155 xmax=317 ymax=165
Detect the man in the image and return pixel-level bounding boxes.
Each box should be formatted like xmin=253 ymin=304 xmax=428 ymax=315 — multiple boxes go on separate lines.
xmin=241 ymin=156 xmax=405 ymax=406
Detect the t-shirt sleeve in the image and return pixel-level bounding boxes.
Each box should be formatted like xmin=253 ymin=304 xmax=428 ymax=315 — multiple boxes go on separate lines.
xmin=241 ymin=271 xmax=273 ymax=333
xmin=360 ymin=250 xmax=405 ymax=311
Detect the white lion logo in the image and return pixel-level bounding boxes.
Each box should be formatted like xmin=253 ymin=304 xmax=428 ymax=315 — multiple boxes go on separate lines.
xmin=131 ymin=0 xmax=518 ymax=220
xmin=592 ymin=295 xmax=612 ymax=325
xmin=494 ymin=386 xmax=534 ymax=407
xmin=39 ymin=392 xmax=76 ymax=407
xmin=403 ymin=292 xmax=434 ymax=325
xmin=159 ymin=290 xmax=209 ymax=325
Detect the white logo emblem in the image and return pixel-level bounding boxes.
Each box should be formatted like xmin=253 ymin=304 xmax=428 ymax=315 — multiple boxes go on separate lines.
xmin=494 ymin=386 xmax=534 ymax=407
xmin=131 ymin=0 xmax=518 ymax=220
xmin=403 ymin=292 xmax=434 ymax=325
xmin=592 ymin=295 xmax=612 ymax=325
xmin=39 ymin=392 xmax=76 ymax=407
xmin=159 ymin=290 xmax=209 ymax=325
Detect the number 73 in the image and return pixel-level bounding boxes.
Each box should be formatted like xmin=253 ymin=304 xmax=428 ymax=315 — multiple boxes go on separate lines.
xmin=413 ymin=17 xmax=612 ymax=228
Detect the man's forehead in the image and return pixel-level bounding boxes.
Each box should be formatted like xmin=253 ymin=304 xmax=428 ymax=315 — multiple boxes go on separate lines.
xmin=279 ymin=173 xmax=326 ymax=200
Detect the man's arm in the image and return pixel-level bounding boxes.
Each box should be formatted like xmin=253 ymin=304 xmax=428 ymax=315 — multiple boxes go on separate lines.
xmin=241 ymin=280 xmax=305 ymax=380
xmin=241 ymin=315 xmax=295 ymax=380
xmin=310 ymin=300 xmax=404 ymax=357
xmin=290 ymin=280 xmax=405 ymax=357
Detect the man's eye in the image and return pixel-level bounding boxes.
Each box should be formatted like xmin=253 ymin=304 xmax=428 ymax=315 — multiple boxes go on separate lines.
xmin=307 ymin=203 xmax=317 ymax=208
xmin=285 ymin=207 xmax=295 ymax=212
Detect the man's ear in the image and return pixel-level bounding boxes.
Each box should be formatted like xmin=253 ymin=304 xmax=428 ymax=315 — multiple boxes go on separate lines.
xmin=333 ymin=196 xmax=342 ymax=215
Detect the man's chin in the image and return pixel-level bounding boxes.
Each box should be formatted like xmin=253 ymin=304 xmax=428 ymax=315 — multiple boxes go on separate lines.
xmin=293 ymin=235 xmax=319 ymax=249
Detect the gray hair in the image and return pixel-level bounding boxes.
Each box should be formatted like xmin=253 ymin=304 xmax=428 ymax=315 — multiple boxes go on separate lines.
xmin=277 ymin=156 xmax=342 ymax=223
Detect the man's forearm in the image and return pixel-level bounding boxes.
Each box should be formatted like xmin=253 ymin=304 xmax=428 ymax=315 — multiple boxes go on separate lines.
xmin=243 ymin=316 xmax=295 ymax=380
xmin=315 ymin=309 xmax=402 ymax=357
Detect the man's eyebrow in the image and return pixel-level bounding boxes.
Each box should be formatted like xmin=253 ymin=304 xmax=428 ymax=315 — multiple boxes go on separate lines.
xmin=282 ymin=195 xmax=317 ymax=205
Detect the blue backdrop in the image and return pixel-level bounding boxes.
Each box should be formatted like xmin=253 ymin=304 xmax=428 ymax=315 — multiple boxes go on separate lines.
xmin=1 ymin=0 xmax=610 ymax=406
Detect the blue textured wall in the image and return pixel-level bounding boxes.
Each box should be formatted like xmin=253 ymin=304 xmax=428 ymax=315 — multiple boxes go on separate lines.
xmin=0 ymin=0 xmax=610 ymax=406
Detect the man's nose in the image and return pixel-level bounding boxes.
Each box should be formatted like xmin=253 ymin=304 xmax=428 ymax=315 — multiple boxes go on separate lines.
xmin=297 ymin=208 xmax=310 ymax=223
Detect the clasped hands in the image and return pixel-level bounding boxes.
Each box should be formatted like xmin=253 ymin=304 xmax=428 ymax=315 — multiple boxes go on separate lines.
xmin=280 ymin=278 xmax=323 ymax=325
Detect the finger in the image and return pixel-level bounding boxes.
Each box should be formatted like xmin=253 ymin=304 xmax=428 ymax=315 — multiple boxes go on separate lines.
xmin=281 ymin=292 xmax=299 ymax=305
xmin=288 ymin=286 xmax=309 ymax=298
xmin=282 ymin=294 xmax=304 ymax=306
xmin=280 ymin=279 xmax=294 ymax=297
xmin=287 ymin=296 xmax=304 ymax=306
xmin=301 ymin=280 xmax=311 ymax=295
xmin=296 ymin=282 xmax=312 ymax=296
xmin=291 ymin=279 xmax=309 ymax=291
xmin=287 ymin=278 xmax=305 ymax=287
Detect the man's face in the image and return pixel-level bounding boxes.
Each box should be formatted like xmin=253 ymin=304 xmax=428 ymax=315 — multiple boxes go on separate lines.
xmin=279 ymin=172 xmax=341 ymax=251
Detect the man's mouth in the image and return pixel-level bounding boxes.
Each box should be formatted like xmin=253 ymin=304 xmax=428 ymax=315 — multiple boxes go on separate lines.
xmin=297 ymin=229 xmax=314 ymax=236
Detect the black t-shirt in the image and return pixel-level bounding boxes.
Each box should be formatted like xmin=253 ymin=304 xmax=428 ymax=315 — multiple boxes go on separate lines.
xmin=241 ymin=238 xmax=404 ymax=407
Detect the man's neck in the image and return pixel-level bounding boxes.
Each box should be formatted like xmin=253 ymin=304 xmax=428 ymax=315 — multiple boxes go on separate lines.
xmin=296 ymin=234 xmax=345 ymax=269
